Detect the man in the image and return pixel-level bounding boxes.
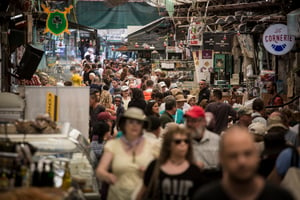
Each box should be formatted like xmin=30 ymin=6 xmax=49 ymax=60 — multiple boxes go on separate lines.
xmin=109 ymin=78 xmax=120 ymax=95
xmin=185 ymin=106 xmax=220 ymax=170
xmin=252 ymin=98 xmax=267 ymax=126
xmin=160 ymin=95 xmax=177 ymax=128
xmin=205 ymin=89 xmax=237 ymax=134
xmin=266 ymin=81 xmax=283 ymax=106
xmin=197 ymin=80 xmax=210 ymax=105
xmin=193 ymin=126 xmax=294 ymax=200
xmin=143 ymin=80 xmax=154 ymax=101
xmin=237 ymin=106 xmax=252 ymax=128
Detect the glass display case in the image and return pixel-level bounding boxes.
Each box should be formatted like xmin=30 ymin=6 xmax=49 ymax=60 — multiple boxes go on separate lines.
xmin=0 ymin=122 xmax=100 ymax=200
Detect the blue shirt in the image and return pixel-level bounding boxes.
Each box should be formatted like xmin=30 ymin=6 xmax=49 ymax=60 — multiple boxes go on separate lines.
xmin=276 ymin=148 xmax=300 ymax=177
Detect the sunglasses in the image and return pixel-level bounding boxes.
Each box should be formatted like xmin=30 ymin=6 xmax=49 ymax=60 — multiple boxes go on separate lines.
xmin=127 ymin=119 xmax=143 ymax=125
xmin=173 ymin=139 xmax=190 ymax=145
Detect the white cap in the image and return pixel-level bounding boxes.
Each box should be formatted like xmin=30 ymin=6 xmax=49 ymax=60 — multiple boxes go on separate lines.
xmin=121 ymin=85 xmax=129 ymax=91
xmin=170 ymin=83 xmax=178 ymax=89
xmin=248 ymin=122 xmax=267 ymax=136
xmin=159 ymin=81 xmax=167 ymax=88
xmin=154 ymin=69 xmax=162 ymax=73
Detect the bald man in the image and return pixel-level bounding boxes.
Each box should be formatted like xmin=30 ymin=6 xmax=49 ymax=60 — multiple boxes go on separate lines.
xmin=193 ymin=126 xmax=294 ymax=200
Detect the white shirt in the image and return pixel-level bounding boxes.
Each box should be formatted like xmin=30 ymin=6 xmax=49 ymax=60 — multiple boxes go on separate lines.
xmin=192 ymin=129 xmax=220 ymax=169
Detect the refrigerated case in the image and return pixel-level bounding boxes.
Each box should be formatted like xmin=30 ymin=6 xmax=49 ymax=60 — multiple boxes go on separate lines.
xmin=0 ymin=122 xmax=100 ymax=200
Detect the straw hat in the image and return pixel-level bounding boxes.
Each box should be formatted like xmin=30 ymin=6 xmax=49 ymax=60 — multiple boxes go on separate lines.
xmin=175 ymin=94 xmax=187 ymax=102
xmin=120 ymin=107 xmax=146 ymax=122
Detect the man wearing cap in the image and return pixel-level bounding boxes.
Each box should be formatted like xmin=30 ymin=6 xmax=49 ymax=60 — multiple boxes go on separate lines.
xmin=185 ymin=106 xmax=220 ymax=170
xmin=237 ymin=106 xmax=253 ymax=128
xmin=197 ymin=80 xmax=210 ymax=105
xmin=159 ymin=81 xmax=168 ymax=93
xmin=268 ymin=111 xmax=298 ymax=147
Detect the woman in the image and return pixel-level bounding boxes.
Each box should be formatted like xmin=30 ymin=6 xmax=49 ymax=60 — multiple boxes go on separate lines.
xmin=99 ymin=86 xmax=115 ymax=115
xmin=90 ymin=121 xmax=110 ymax=162
xmin=137 ymin=124 xmax=204 ymax=199
xmin=96 ymin=107 xmax=158 ymax=200
xmin=187 ymin=95 xmax=196 ymax=107
xmin=128 ymin=88 xmax=147 ymax=111
xmin=121 ymin=85 xmax=131 ymax=110
xmin=144 ymin=100 xmax=160 ymax=117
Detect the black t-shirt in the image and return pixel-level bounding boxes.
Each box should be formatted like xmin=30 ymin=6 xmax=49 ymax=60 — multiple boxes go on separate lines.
xmin=144 ymin=160 xmax=204 ymax=200
xmin=192 ymin=181 xmax=294 ymax=200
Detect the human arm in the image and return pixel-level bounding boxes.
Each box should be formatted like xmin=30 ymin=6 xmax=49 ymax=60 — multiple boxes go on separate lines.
xmin=268 ymin=148 xmax=293 ymax=184
xmin=96 ymin=148 xmax=117 ymax=184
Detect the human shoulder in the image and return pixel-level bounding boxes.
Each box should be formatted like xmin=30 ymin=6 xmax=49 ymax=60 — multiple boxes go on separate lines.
xmin=259 ymin=183 xmax=294 ymax=200
xmin=192 ymin=181 xmax=227 ymax=200
xmin=204 ymin=129 xmax=220 ymax=140
xmin=104 ymin=138 xmax=121 ymax=152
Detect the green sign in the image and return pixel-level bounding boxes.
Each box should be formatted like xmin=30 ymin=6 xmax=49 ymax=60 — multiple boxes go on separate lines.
xmin=42 ymin=4 xmax=73 ymax=36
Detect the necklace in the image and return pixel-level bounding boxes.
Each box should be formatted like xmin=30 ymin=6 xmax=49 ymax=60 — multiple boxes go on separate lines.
xmin=121 ymin=136 xmax=144 ymax=163
xmin=169 ymin=159 xmax=186 ymax=166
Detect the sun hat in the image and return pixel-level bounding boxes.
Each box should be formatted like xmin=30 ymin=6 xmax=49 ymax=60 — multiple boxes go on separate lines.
xmin=120 ymin=107 xmax=146 ymax=121
xmin=184 ymin=106 xmax=205 ymax=118
xmin=267 ymin=115 xmax=288 ymax=130
xmin=187 ymin=95 xmax=196 ymax=103
xmin=238 ymin=106 xmax=252 ymax=116
xmin=175 ymin=94 xmax=187 ymax=102
xmin=121 ymin=85 xmax=129 ymax=92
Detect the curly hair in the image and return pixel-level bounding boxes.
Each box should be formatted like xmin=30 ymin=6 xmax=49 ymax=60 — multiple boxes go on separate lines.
xmin=99 ymin=90 xmax=112 ymax=109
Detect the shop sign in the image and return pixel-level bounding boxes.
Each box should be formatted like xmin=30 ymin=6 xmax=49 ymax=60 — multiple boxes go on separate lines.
xmin=263 ymin=24 xmax=295 ymax=55
xmin=202 ymin=50 xmax=212 ymax=59
xmin=203 ymin=33 xmax=215 ymax=50
xmin=42 ymin=4 xmax=73 ymax=35
xmin=46 ymin=92 xmax=59 ymax=121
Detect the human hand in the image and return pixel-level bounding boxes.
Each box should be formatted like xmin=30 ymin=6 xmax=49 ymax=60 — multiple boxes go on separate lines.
xmin=106 ymin=173 xmax=117 ymax=184
xmin=196 ymin=161 xmax=205 ymax=169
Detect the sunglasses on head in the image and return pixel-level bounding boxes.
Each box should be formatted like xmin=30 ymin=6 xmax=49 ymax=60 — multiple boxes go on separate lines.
xmin=173 ymin=139 xmax=190 ymax=145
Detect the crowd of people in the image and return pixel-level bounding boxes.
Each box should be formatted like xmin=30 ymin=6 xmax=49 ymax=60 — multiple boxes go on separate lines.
xmin=20 ymin=56 xmax=300 ymax=199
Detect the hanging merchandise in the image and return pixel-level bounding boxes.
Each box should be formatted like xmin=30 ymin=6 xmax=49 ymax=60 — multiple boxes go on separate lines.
xmin=42 ymin=4 xmax=73 ymax=36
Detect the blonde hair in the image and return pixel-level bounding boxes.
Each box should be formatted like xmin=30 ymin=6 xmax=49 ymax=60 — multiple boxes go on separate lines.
xmin=99 ymin=90 xmax=112 ymax=109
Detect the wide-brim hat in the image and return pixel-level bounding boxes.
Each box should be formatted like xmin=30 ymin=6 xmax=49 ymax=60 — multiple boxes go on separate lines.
xmin=267 ymin=115 xmax=288 ymax=131
xmin=120 ymin=107 xmax=147 ymax=122
xmin=175 ymin=94 xmax=187 ymax=102
xmin=187 ymin=95 xmax=196 ymax=103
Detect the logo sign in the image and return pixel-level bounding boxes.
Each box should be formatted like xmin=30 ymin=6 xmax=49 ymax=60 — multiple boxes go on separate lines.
xmin=42 ymin=4 xmax=73 ymax=35
xmin=263 ymin=24 xmax=295 ymax=55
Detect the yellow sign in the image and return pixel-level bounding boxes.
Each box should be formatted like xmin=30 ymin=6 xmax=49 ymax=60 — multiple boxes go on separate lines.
xmin=46 ymin=92 xmax=59 ymax=121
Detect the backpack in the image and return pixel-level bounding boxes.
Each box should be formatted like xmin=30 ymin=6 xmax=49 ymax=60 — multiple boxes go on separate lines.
xmin=281 ymin=147 xmax=300 ymax=200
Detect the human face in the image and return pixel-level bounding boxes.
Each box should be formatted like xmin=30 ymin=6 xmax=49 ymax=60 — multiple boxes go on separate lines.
xmin=221 ymin=130 xmax=259 ymax=183
xmin=176 ymin=101 xmax=184 ymax=109
xmin=266 ymin=83 xmax=274 ymax=94
xmin=239 ymin=115 xmax=252 ymax=127
xmin=122 ymin=90 xmax=129 ymax=97
xmin=124 ymin=118 xmax=143 ymax=138
xmin=152 ymin=103 xmax=159 ymax=114
xmin=186 ymin=116 xmax=206 ymax=133
xmin=171 ymin=133 xmax=189 ymax=158
xmin=114 ymin=98 xmax=121 ymax=106
xmin=188 ymin=98 xmax=196 ymax=106
xmin=199 ymin=81 xmax=206 ymax=90
xmin=112 ymin=80 xmax=118 ymax=88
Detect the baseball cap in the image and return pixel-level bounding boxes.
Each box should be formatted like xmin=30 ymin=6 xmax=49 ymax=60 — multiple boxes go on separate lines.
xmin=159 ymin=81 xmax=167 ymax=88
xmin=238 ymin=106 xmax=252 ymax=116
xmin=97 ymin=112 xmax=116 ymax=121
xmin=184 ymin=106 xmax=205 ymax=118
xmin=248 ymin=122 xmax=267 ymax=136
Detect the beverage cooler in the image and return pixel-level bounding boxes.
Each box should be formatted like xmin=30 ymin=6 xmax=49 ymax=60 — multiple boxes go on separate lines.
xmin=0 ymin=122 xmax=100 ymax=200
